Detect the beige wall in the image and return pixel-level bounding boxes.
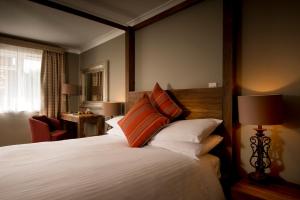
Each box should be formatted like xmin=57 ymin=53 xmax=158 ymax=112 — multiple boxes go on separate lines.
xmin=0 ymin=112 xmax=32 ymax=146
xmin=237 ymin=0 xmax=300 ymax=184
xmin=80 ymin=34 xmax=126 ymax=102
xmin=135 ymin=0 xmax=223 ymax=91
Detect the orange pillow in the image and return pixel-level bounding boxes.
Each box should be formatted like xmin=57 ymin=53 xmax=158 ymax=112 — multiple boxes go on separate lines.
xmin=118 ymin=95 xmax=169 ymax=147
xmin=150 ymin=83 xmax=183 ymax=120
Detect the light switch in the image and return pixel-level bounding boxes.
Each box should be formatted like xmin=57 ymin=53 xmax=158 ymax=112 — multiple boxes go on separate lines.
xmin=208 ymin=82 xmax=217 ymax=88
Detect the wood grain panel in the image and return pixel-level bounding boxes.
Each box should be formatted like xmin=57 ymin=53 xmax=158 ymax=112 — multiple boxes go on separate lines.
xmin=231 ymin=178 xmax=300 ymax=200
xmin=126 ymin=87 xmax=222 ymax=120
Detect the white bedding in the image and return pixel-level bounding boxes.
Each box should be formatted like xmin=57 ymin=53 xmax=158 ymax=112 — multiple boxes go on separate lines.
xmin=0 ymin=135 xmax=225 ymax=200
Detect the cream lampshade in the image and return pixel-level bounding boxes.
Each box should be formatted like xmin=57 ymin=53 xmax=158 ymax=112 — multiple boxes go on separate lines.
xmin=62 ymin=83 xmax=79 ymax=112
xmin=238 ymin=94 xmax=284 ymax=183
xmin=102 ymin=102 xmax=122 ymax=117
xmin=102 ymin=102 xmax=122 ymax=132
xmin=62 ymin=83 xmax=79 ymax=95
xmin=238 ymin=95 xmax=284 ymax=126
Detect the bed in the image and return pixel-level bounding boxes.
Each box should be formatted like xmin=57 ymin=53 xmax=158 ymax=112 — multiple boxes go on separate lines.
xmin=0 ymin=135 xmax=224 ymax=200
xmin=0 ymin=87 xmax=226 ymax=200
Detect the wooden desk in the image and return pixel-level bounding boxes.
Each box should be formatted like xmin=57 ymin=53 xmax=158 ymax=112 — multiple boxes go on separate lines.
xmin=61 ymin=113 xmax=103 ymax=138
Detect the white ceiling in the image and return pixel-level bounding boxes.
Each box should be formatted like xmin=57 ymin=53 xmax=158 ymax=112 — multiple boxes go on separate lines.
xmin=0 ymin=0 xmax=185 ymax=53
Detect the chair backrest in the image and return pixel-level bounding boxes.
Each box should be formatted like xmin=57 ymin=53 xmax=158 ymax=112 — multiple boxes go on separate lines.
xmin=29 ymin=118 xmax=51 ymax=142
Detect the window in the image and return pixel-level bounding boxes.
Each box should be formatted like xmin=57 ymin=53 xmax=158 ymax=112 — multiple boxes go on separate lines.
xmin=0 ymin=43 xmax=42 ymax=112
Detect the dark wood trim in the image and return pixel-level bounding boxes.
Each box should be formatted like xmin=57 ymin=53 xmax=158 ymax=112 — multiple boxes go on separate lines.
xmin=29 ymin=0 xmax=128 ymax=31
xmin=125 ymin=28 xmax=135 ymax=104
xmin=133 ymin=0 xmax=205 ymax=31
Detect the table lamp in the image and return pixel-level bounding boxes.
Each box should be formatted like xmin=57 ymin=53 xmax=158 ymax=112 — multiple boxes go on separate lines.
xmin=102 ymin=102 xmax=122 ymax=131
xmin=102 ymin=102 xmax=122 ymax=118
xmin=62 ymin=83 xmax=79 ymax=112
xmin=238 ymin=95 xmax=284 ymax=183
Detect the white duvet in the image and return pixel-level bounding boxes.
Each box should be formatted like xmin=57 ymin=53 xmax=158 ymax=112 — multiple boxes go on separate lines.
xmin=0 ymin=135 xmax=225 ymax=200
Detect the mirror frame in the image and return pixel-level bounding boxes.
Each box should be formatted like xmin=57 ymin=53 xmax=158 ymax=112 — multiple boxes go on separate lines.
xmin=80 ymin=61 xmax=108 ymax=108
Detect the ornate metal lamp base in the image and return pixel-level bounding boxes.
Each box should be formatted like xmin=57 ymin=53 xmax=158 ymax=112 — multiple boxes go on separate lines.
xmin=248 ymin=125 xmax=271 ymax=184
xmin=248 ymin=171 xmax=269 ymax=184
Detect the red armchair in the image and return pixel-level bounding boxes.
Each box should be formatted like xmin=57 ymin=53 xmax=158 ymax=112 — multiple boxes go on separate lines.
xmin=29 ymin=115 xmax=67 ymax=143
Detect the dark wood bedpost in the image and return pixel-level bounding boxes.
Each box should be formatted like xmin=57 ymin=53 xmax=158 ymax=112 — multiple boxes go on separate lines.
xmin=222 ymin=0 xmax=238 ymax=197
xmin=125 ymin=27 xmax=135 ymax=110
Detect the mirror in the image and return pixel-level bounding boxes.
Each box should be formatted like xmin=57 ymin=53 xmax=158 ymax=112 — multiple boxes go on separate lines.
xmin=85 ymin=72 xmax=103 ymax=101
xmin=81 ymin=61 xmax=108 ymax=107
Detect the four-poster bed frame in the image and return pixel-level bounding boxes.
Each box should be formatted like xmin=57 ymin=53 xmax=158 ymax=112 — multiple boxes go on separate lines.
xmin=30 ymin=0 xmax=237 ymax=186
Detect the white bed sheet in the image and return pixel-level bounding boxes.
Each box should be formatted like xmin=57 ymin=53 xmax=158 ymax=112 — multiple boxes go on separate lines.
xmin=0 ymin=135 xmax=225 ymax=200
xmin=200 ymin=153 xmax=221 ymax=179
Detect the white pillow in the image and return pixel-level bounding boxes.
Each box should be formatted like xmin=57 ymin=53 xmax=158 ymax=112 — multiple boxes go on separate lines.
xmin=105 ymin=116 xmax=124 ymax=128
xmin=149 ymin=135 xmax=223 ymax=159
xmin=107 ymin=127 xmax=126 ymax=139
xmin=152 ymin=118 xmax=222 ymax=143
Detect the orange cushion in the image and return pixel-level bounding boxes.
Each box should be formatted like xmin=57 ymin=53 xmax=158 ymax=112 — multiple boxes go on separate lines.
xmin=150 ymin=83 xmax=183 ymax=120
xmin=118 ymin=95 xmax=169 ymax=147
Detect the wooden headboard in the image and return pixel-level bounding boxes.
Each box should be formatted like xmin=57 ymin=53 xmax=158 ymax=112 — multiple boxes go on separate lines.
xmin=126 ymin=87 xmax=223 ymax=120
xmin=126 ymin=87 xmax=231 ymax=180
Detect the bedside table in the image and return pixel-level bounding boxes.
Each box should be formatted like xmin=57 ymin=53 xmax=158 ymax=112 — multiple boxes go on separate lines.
xmin=231 ymin=178 xmax=300 ymax=200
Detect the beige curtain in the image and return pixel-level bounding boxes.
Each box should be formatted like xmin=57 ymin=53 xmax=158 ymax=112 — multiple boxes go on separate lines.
xmin=40 ymin=50 xmax=66 ymax=118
